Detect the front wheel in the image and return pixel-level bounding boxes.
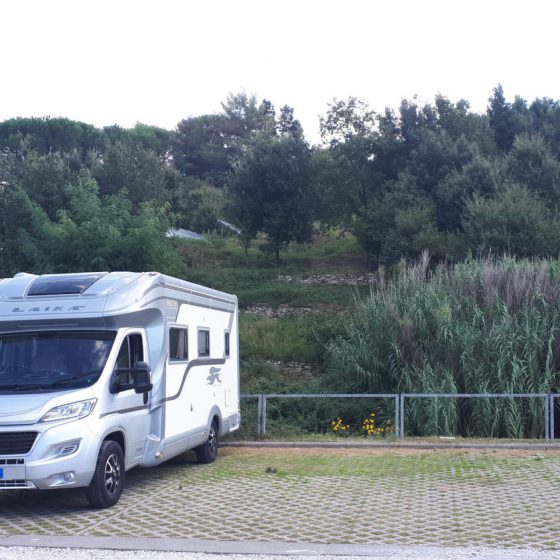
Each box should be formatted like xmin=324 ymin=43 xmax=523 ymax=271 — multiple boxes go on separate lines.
xmin=85 ymin=440 xmax=125 ymax=508
xmin=195 ymin=419 xmax=219 ymax=463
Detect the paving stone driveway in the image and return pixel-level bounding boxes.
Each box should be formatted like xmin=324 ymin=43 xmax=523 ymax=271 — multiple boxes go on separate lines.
xmin=1 ymin=446 xmax=560 ymax=549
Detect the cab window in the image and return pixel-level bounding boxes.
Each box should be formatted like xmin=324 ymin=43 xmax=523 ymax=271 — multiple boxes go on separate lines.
xmin=116 ymin=333 xmax=144 ymax=388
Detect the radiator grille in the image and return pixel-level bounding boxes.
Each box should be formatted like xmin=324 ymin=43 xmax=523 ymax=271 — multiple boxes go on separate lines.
xmin=0 ymin=458 xmax=24 ymax=465
xmin=0 ymin=432 xmax=38 ymax=455
xmin=0 ymin=480 xmax=28 ymax=488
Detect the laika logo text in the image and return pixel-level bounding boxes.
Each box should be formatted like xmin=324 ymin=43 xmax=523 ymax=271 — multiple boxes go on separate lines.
xmin=11 ymin=306 xmax=86 ymax=312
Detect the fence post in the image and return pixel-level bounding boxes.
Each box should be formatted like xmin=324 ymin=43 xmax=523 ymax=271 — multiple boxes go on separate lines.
xmin=257 ymin=395 xmax=263 ymax=436
xmin=400 ymin=394 xmax=405 ymax=438
xmin=394 ymin=395 xmax=400 ymax=438
xmin=550 ymin=394 xmax=555 ymax=441
xmin=545 ymin=395 xmax=549 ymax=440
xmin=261 ymin=395 xmax=267 ymax=435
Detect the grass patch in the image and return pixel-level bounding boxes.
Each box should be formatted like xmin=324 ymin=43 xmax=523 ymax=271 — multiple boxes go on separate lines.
xmin=240 ymin=314 xmax=330 ymax=363
xmin=187 ymin=266 xmax=366 ymax=307
xmin=178 ymin=231 xmax=364 ymax=271
xmin=177 ymin=236 xmax=369 ymax=308
xmin=287 ymin=232 xmax=362 ymax=258
xmin=186 ymin=447 xmax=511 ymax=481
xmin=240 ymin=358 xmax=320 ymax=392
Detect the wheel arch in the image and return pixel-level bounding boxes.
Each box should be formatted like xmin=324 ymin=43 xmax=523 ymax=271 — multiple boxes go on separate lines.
xmin=207 ymin=405 xmax=223 ymax=435
xmin=101 ymin=429 xmax=126 ymax=455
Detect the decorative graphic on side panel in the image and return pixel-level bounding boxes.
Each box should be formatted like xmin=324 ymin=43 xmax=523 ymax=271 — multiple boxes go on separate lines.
xmin=207 ymin=367 xmax=223 ymax=385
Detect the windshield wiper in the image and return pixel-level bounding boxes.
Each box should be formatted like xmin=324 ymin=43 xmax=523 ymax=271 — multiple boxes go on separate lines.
xmin=0 ymin=384 xmax=46 ymax=391
xmin=0 ymin=371 xmax=100 ymax=391
xmin=46 ymin=371 xmax=99 ymax=388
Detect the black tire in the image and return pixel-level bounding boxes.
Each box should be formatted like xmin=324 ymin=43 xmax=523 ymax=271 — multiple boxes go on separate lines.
xmin=195 ymin=419 xmax=219 ymax=463
xmin=85 ymin=440 xmax=125 ymax=508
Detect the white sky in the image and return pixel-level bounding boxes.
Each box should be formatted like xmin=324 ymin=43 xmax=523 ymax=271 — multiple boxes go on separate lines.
xmin=1 ymin=0 xmax=559 ymax=144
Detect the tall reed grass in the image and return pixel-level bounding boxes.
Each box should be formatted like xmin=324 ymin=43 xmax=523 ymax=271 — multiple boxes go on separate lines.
xmin=327 ymin=253 xmax=560 ymax=437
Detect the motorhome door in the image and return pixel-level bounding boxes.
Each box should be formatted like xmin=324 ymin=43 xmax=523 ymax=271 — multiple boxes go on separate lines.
xmin=108 ymin=331 xmax=150 ymax=464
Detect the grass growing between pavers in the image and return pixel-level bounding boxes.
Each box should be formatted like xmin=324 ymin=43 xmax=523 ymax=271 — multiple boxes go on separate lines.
xmin=194 ymin=447 xmax=493 ymax=479
xmin=2 ymin=447 xmax=560 ymax=549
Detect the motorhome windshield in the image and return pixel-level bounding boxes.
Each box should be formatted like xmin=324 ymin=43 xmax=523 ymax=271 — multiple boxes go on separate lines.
xmin=0 ymin=331 xmax=116 ymax=393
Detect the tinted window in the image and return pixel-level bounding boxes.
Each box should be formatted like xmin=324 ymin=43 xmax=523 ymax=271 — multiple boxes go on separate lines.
xmin=117 ymin=334 xmax=144 ymax=387
xmin=170 ymin=328 xmax=188 ymax=361
xmin=116 ymin=334 xmax=144 ymax=388
xmin=198 ymin=329 xmax=210 ymax=357
xmin=0 ymin=331 xmax=115 ymax=393
xmin=225 ymin=332 xmax=230 ymax=358
xmin=116 ymin=333 xmax=143 ymax=369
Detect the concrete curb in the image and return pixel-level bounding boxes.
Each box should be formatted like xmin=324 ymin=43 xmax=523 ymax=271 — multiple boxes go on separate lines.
xmin=4 ymin=535 xmax=559 ymax=558
xmin=222 ymin=440 xmax=560 ymax=450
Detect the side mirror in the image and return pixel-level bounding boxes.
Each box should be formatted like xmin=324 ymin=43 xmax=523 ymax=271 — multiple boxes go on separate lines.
xmin=132 ymin=361 xmax=153 ymax=394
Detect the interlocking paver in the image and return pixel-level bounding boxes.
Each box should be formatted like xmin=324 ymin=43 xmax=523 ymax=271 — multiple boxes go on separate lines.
xmin=0 ymin=447 xmax=559 ymax=549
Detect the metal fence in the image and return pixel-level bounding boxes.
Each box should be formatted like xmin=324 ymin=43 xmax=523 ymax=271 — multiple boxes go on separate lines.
xmin=240 ymin=392 xmax=558 ymax=440
xmin=242 ymin=393 xmax=398 ymax=437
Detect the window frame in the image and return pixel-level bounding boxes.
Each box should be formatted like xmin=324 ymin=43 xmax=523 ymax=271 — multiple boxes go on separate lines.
xmin=115 ymin=331 xmax=144 ymax=391
xmin=224 ymin=330 xmax=230 ymax=358
xmin=197 ymin=328 xmax=211 ymax=358
xmin=169 ymin=326 xmax=189 ymax=363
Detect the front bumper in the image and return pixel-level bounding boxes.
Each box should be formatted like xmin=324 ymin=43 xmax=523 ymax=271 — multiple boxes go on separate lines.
xmin=0 ymin=420 xmax=101 ymax=490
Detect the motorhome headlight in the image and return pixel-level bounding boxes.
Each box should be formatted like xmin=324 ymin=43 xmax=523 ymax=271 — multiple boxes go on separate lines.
xmin=40 ymin=399 xmax=97 ymax=423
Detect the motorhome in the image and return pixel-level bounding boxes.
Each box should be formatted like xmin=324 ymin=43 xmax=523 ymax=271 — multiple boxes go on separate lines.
xmin=0 ymin=271 xmax=240 ymax=507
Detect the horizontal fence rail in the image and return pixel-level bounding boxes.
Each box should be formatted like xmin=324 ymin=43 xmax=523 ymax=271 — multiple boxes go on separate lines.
xmin=240 ymin=393 xmax=558 ymax=440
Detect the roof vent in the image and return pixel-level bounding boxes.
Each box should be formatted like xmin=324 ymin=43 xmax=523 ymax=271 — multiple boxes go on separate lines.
xmin=28 ymin=273 xmax=107 ymax=296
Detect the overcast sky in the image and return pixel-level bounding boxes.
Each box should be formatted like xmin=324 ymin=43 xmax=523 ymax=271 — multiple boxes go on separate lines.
xmin=1 ymin=0 xmax=559 ymax=143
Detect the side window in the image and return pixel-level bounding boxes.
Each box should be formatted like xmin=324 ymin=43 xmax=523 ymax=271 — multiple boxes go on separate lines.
xmin=224 ymin=331 xmax=230 ymax=358
xmin=170 ymin=328 xmax=188 ymax=361
xmin=198 ymin=329 xmax=210 ymax=358
xmin=116 ymin=333 xmax=144 ymax=388
xmin=116 ymin=339 xmax=130 ymax=370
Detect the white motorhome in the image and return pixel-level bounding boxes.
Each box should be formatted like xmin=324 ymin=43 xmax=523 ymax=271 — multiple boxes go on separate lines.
xmin=0 ymin=271 xmax=240 ymax=507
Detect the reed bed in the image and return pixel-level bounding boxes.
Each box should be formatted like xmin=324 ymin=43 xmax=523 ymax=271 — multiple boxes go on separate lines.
xmin=327 ymin=254 xmax=560 ymax=437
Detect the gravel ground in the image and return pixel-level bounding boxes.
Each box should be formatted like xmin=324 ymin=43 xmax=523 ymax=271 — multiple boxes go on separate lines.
xmin=1 ymin=547 xmax=560 ymax=560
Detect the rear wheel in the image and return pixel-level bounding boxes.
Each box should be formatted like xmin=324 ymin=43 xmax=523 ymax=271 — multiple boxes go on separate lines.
xmin=195 ymin=419 xmax=219 ymax=463
xmin=85 ymin=440 xmax=125 ymax=508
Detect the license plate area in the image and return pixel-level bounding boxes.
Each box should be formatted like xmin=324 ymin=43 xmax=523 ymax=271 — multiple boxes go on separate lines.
xmin=0 ymin=458 xmax=25 ymax=480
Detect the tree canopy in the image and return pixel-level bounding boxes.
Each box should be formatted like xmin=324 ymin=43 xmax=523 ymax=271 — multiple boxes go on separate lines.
xmin=4 ymin=85 xmax=560 ymax=274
